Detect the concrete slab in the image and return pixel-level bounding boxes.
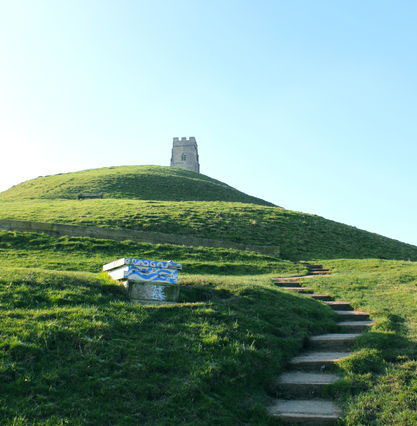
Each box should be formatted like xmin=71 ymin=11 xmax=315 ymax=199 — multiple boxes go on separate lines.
xmin=335 ymin=310 xmax=370 ymax=321
xmin=309 ymin=334 xmax=361 ymax=350
xmin=290 ymin=351 xmax=351 ymax=370
xmin=275 ymin=371 xmax=341 ymax=398
xmin=324 ymin=301 xmax=353 ymax=311
xmin=310 ymin=333 xmax=361 ymax=342
xmin=280 ymin=287 xmax=314 ymax=293
xmin=269 ymin=399 xmax=342 ymax=424
xmin=275 ymin=282 xmax=301 ymax=287
xmin=309 ymin=294 xmax=333 ymax=301
xmin=278 ymin=372 xmax=340 ymax=385
xmin=273 ymin=274 xmax=333 ymax=280
xmin=338 ymin=320 xmax=374 ymax=332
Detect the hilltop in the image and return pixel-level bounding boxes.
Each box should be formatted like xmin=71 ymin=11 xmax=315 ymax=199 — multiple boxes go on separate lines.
xmin=1 ymin=165 xmax=417 ymax=261
xmin=0 ymin=165 xmax=274 ymax=206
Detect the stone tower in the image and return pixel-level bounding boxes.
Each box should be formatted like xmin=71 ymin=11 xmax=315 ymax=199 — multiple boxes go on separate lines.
xmin=170 ymin=137 xmax=200 ymax=173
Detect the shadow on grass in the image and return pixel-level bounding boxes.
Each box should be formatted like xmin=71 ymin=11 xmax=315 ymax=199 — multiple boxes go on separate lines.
xmin=0 ymin=273 xmax=338 ymax=425
xmin=178 ymin=285 xmax=234 ymax=302
xmin=328 ymin=315 xmax=417 ymax=401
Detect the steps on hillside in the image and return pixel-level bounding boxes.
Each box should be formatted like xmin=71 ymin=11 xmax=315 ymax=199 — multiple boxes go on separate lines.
xmin=281 ymin=287 xmax=314 ymax=293
xmin=269 ymin=263 xmax=374 ymax=424
xmin=338 ymin=320 xmax=374 ymax=333
xmin=310 ymin=294 xmax=333 ymax=301
xmin=309 ymin=333 xmax=360 ymax=351
xmin=324 ymin=301 xmax=352 ymax=311
xmin=268 ymin=399 xmax=343 ymax=425
xmin=300 ymin=263 xmax=322 ymax=268
xmin=275 ymin=281 xmax=302 ymax=287
xmin=274 ymin=372 xmax=340 ymax=397
xmin=300 ymin=262 xmax=331 ymax=275
xmin=335 ymin=310 xmax=370 ymax=321
xmin=290 ymin=351 xmax=351 ymax=371
xmin=273 ymin=262 xmax=332 ymax=283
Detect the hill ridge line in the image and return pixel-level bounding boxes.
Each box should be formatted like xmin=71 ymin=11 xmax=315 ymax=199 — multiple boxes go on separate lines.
xmin=0 ymin=165 xmax=275 ymax=206
xmin=0 ymin=218 xmax=280 ymax=257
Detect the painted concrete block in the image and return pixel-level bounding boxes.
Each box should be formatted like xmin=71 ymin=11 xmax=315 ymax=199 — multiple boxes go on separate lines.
xmin=103 ymin=258 xmax=182 ymax=303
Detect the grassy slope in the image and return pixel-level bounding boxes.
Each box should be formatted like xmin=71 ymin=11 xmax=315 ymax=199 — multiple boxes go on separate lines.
xmin=1 ymin=199 xmax=417 ymax=261
xmin=0 ymin=165 xmax=274 ymax=206
xmin=0 ymin=266 xmax=336 ymax=425
xmin=0 ymin=230 xmax=304 ymax=276
xmin=305 ymin=259 xmax=417 ymax=425
xmin=3 ymin=167 xmax=417 ymax=424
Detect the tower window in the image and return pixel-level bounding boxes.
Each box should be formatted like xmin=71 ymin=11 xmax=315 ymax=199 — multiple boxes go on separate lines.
xmin=181 ymin=154 xmax=187 ymax=161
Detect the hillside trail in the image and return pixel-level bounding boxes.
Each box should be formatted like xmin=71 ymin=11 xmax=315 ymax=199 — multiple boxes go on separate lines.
xmin=268 ymin=263 xmax=374 ymax=424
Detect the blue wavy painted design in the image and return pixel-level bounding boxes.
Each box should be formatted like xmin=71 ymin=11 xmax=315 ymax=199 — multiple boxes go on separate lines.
xmin=127 ymin=258 xmax=182 ymax=270
xmin=126 ymin=266 xmax=179 ymax=284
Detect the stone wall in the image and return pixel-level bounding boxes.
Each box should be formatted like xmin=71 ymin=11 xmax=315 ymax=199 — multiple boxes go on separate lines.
xmin=0 ymin=219 xmax=280 ymax=257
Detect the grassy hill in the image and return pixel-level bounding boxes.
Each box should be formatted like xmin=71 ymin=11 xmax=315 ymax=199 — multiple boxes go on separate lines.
xmin=307 ymin=259 xmax=417 ymax=425
xmin=2 ymin=167 xmax=417 ymax=424
xmin=0 ymin=261 xmax=334 ymax=424
xmin=0 ymin=230 xmax=316 ymax=424
xmin=2 ymin=234 xmax=417 ymax=424
xmin=0 ymin=165 xmax=274 ymax=206
xmin=1 ymin=198 xmax=417 ymax=261
xmin=2 ymin=165 xmax=416 ymax=261
xmin=0 ymin=230 xmax=303 ymax=276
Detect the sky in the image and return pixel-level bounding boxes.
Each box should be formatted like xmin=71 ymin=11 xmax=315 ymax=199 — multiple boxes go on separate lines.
xmin=0 ymin=0 xmax=416 ymax=245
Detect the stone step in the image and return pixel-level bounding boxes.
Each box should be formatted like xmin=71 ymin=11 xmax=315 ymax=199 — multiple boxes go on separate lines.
xmin=309 ymin=294 xmax=333 ymax=301
xmin=309 ymin=271 xmax=330 ymax=275
xmin=324 ymin=301 xmax=353 ymax=311
xmin=277 ymin=275 xmax=322 ymax=280
xmin=273 ymin=278 xmax=302 ymax=282
xmin=309 ymin=333 xmax=361 ymax=351
xmin=290 ymin=351 xmax=351 ymax=371
xmin=281 ymin=287 xmax=314 ymax=294
xmin=268 ymin=399 xmax=343 ymax=424
xmin=308 ymin=268 xmax=330 ymax=272
xmin=300 ymin=263 xmax=322 ymax=268
xmin=338 ymin=320 xmax=374 ymax=333
xmin=274 ymin=281 xmax=301 ymax=288
xmin=274 ymin=372 xmax=340 ymax=398
xmin=335 ymin=310 xmax=370 ymax=321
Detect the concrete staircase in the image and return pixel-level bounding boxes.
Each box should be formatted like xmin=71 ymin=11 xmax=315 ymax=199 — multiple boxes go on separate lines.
xmin=268 ymin=263 xmax=374 ymax=424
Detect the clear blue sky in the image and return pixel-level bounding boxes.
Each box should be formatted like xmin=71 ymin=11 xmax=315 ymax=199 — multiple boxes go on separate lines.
xmin=1 ymin=1 xmax=416 ymax=245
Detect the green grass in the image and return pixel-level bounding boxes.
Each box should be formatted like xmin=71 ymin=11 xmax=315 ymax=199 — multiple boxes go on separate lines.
xmin=2 ymin=164 xmax=417 ymax=261
xmin=304 ymin=259 xmax=417 ymax=425
xmin=0 ymin=267 xmax=336 ymax=425
xmin=2 ymin=198 xmax=417 ymax=261
xmin=3 ymin=165 xmax=417 ymax=423
xmin=0 ymin=165 xmax=274 ymax=206
xmin=0 ymin=230 xmax=303 ymax=276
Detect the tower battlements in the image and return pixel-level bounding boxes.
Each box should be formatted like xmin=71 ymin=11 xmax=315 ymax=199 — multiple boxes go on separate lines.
xmin=170 ymin=137 xmax=200 ymax=173
xmin=172 ymin=137 xmax=197 ymax=147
